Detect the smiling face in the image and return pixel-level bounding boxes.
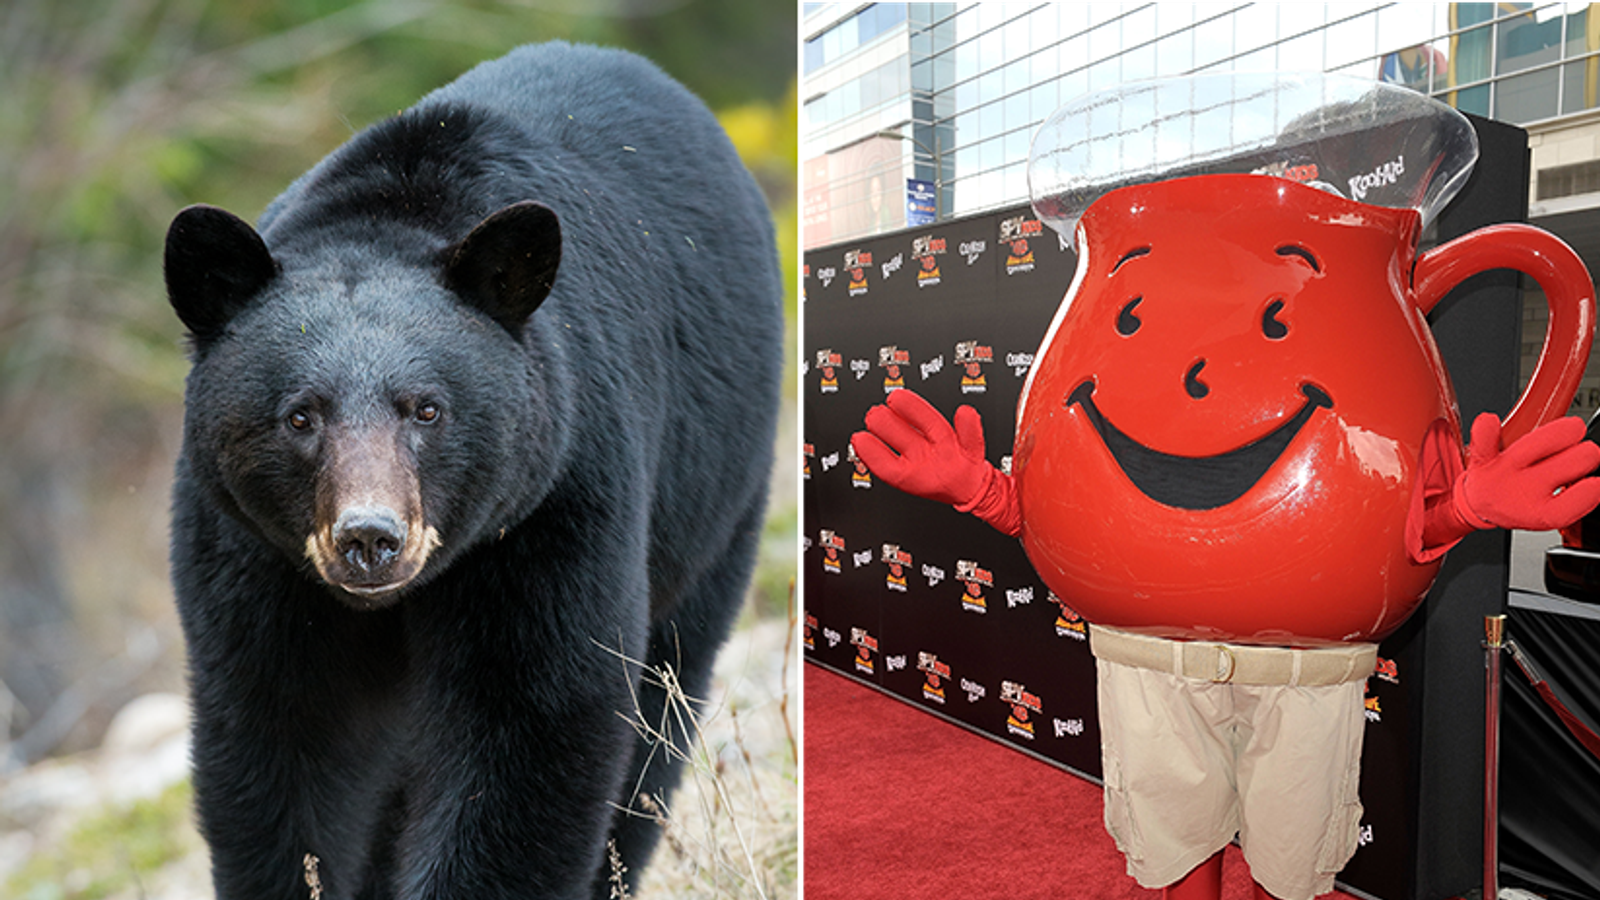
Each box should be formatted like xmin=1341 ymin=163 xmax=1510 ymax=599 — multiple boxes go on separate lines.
xmin=1014 ymin=175 xmax=1458 ymax=645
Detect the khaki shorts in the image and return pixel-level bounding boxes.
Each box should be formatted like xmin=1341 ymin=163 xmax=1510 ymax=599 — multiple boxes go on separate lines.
xmin=1091 ymin=625 xmax=1373 ymax=900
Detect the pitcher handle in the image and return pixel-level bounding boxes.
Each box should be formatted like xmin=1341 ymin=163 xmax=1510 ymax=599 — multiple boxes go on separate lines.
xmin=1413 ymin=223 xmax=1596 ymax=445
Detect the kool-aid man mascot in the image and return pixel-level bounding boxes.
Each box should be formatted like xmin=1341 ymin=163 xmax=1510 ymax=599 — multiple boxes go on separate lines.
xmin=852 ymin=74 xmax=1600 ymax=900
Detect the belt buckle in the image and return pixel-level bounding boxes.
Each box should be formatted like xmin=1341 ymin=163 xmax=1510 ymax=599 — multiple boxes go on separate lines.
xmin=1213 ymin=646 xmax=1235 ymax=683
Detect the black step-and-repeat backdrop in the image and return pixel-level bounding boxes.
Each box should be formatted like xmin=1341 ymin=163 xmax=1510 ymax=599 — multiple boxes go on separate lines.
xmin=804 ymin=114 xmax=1534 ymax=900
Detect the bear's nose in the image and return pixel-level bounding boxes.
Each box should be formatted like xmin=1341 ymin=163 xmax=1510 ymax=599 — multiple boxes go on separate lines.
xmin=333 ymin=507 xmax=408 ymax=575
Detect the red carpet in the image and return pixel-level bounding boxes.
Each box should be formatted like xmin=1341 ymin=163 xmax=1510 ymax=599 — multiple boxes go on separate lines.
xmin=803 ymin=662 xmax=1361 ymax=900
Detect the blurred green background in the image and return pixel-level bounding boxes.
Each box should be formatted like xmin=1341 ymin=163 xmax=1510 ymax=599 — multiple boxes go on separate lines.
xmin=0 ymin=0 xmax=797 ymax=771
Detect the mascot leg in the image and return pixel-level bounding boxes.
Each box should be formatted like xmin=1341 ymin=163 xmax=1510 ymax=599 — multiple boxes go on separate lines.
xmin=1163 ymin=851 xmax=1222 ymax=900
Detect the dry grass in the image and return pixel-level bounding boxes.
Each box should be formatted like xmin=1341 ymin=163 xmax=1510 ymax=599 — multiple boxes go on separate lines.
xmin=614 ymin=587 xmax=799 ymax=900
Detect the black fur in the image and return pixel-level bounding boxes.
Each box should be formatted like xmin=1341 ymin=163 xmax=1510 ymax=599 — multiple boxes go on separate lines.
xmin=164 ymin=42 xmax=781 ymax=900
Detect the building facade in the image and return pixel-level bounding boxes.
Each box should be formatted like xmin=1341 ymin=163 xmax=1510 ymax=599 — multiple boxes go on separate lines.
xmin=802 ymin=0 xmax=1600 ymax=416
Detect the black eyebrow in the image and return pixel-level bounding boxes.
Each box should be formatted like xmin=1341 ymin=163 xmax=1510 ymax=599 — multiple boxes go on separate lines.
xmin=1112 ymin=246 xmax=1151 ymax=273
xmin=1276 ymin=244 xmax=1321 ymax=272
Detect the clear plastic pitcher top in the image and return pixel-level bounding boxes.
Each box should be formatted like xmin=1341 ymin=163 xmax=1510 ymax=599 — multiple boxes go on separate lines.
xmin=1028 ymin=72 xmax=1479 ymax=243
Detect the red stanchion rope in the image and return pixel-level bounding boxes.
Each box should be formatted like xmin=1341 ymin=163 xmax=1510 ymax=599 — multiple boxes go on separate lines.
xmin=1505 ymin=637 xmax=1600 ymax=761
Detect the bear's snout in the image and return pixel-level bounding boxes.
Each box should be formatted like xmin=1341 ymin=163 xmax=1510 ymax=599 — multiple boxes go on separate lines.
xmin=334 ymin=506 xmax=408 ymax=575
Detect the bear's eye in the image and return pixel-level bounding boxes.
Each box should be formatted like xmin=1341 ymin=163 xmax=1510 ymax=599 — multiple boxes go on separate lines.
xmin=287 ymin=410 xmax=313 ymax=432
xmin=414 ymin=403 xmax=440 ymax=424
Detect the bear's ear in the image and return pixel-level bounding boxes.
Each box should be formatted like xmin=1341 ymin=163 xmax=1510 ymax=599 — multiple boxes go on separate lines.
xmin=164 ymin=204 xmax=279 ymax=341
xmin=441 ymin=201 xmax=561 ymax=335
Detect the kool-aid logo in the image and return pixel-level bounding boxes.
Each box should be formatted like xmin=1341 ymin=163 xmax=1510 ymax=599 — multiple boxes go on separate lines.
xmin=1348 ymin=155 xmax=1404 ymax=202
xmin=880 ymin=252 xmax=903 ymax=281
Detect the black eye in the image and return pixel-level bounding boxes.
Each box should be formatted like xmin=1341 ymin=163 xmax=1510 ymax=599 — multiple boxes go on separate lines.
xmin=287 ymin=410 xmax=313 ymax=432
xmin=1117 ymin=297 xmax=1142 ymax=336
xmin=1262 ymin=299 xmax=1288 ymax=340
xmin=414 ymin=403 xmax=440 ymax=424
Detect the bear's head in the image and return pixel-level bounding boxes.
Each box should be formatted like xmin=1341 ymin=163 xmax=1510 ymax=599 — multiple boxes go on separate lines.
xmin=164 ymin=202 xmax=563 ymax=609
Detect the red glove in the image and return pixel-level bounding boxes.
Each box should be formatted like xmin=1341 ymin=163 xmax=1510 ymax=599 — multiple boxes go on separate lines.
xmin=1418 ymin=412 xmax=1600 ymax=556
xmin=851 ymin=389 xmax=1022 ymax=537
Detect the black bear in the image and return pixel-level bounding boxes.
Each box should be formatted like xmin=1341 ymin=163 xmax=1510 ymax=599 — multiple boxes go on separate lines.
xmin=162 ymin=42 xmax=782 ymax=899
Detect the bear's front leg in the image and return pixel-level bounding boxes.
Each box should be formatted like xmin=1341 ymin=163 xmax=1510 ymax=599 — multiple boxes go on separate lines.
xmin=394 ymin=511 xmax=648 ymax=900
xmin=175 ymin=502 xmax=412 ymax=900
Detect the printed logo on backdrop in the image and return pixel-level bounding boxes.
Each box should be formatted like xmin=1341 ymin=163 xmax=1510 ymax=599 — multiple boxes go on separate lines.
xmin=1050 ymin=592 xmax=1087 ymax=640
xmin=849 ymin=357 xmax=871 ymax=381
xmin=820 ymin=529 xmax=845 ymax=575
xmin=815 ymin=264 xmax=837 ymax=289
xmin=882 ymin=544 xmax=912 ymax=592
xmin=956 ymin=341 xmax=992 ymax=394
xmin=844 ymin=249 xmax=871 ymax=297
xmin=851 ymin=627 xmax=878 ymax=676
xmin=1006 ymin=351 xmax=1035 ymax=379
xmin=959 ymin=238 xmax=987 ymax=266
xmin=1053 ymin=715 xmax=1085 ymax=739
xmin=1364 ymin=688 xmax=1382 ymax=723
xmin=1000 ymin=214 xmax=1045 ymax=275
xmin=1005 ymin=585 xmax=1033 ymax=609
xmin=879 ymin=345 xmax=909 ymax=394
xmin=847 ymin=444 xmax=872 ymax=489
xmin=816 ymin=350 xmax=841 ymax=394
xmin=1002 ymin=681 xmax=1043 ymax=740
xmin=1374 ymin=657 xmax=1399 ymax=684
xmin=803 ymin=610 xmax=817 ymax=652
xmin=880 ymin=252 xmax=903 ymax=283
xmin=962 ymin=676 xmax=987 ymax=703
xmin=918 ymin=651 xmax=952 ymax=705
xmin=912 ymin=234 xmax=946 ymax=288
xmin=802 ymin=442 xmax=814 ymax=481
xmin=956 ymin=559 xmax=993 ymax=613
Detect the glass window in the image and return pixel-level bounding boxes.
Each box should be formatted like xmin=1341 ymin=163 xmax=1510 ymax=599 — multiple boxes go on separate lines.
xmin=1562 ymin=60 xmax=1599 ymax=117
xmin=1004 ymin=90 xmax=1029 ymax=132
xmin=1003 ymin=129 xmax=1029 ymax=169
xmin=979 ymin=95 xmax=1003 ymax=139
xmin=1276 ymin=30 xmax=1325 ymax=74
xmin=1375 ymin=2 xmax=1444 ymax=59
xmin=978 ymin=28 xmax=1003 ymax=77
xmin=953 ymin=5 xmax=979 ymax=43
xmin=979 ymin=135 xmax=1003 ymax=173
xmin=1498 ymin=67 xmax=1560 ymax=123
xmin=1030 ymin=81 xmax=1059 ymax=124
xmin=1059 ymin=2 xmax=1089 ymax=39
xmin=1121 ymin=42 xmax=1156 ymax=83
xmin=1233 ymin=3 xmax=1277 ymax=60
xmin=1190 ymin=10 xmax=1235 ymax=71
xmin=955 ymin=77 xmax=979 ymax=111
xmin=1323 ymin=10 xmax=1379 ymax=72
xmin=1156 ymin=29 xmax=1195 ymax=77
xmin=1004 ymin=57 xmax=1029 ymax=96
xmin=956 ymin=38 xmax=979 ymax=82
xmin=1497 ymin=8 xmax=1563 ymax=76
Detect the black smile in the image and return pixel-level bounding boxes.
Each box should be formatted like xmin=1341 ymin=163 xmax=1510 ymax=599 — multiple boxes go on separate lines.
xmin=1066 ymin=381 xmax=1332 ymax=510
